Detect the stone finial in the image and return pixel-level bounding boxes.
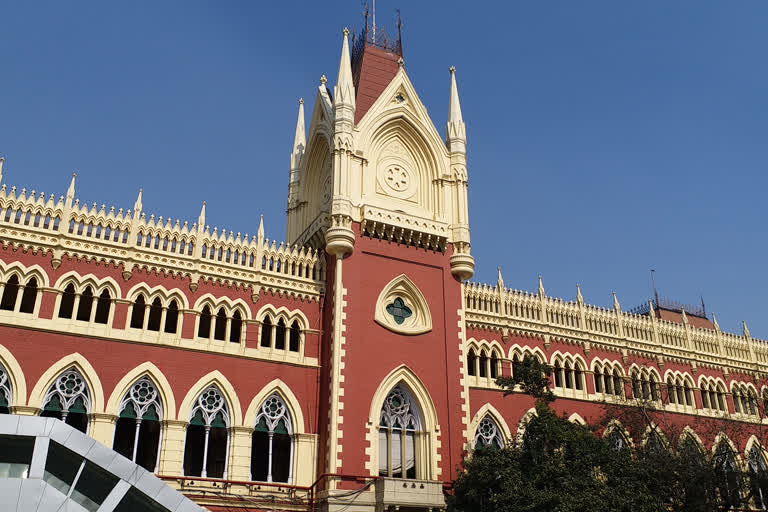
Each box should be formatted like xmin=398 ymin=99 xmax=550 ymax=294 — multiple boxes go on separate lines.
xmin=496 ymin=267 xmax=504 ymax=290
xmin=538 ymin=275 xmax=545 ymax=297
xmin=66 ymin=173 xmax=77 ymax=204
xmin=133 ymin=188 xmax=143 ymax=214
xmin=291 ymin=98 xmax=306 ymax=170
xmin=448 ymin=66 xmax=463 ymax=123
xmin=576 ymin=283 xmax=583 ymax=305
xmin=446 ymin=65 xmax=466 ymax=153
xmin=681 ymin=307 xmax=688 ymax=324
xmin=743 ymin=320 xmax=751 ymax=338
xmin=0 ymin=157 xmax=4 ymax=184
xmin=334 ymin=27 xmax=355 ymax=108
xmin=319 ymin=74 xmax=327 ymax=85
xmin=648 ymin=299 xmax=655 ymax=317
xmin=612 ymin=291 xmax=620 ymax=311
xmin=397 ymin=57 xmax=404 ymax=68
xmin=198 ymin=201 xmax=206 ymax=229
xmin=257 ymin=214 xmax=264 ymax=241
xmin=712 ymin=313 xmax=720 ymax=331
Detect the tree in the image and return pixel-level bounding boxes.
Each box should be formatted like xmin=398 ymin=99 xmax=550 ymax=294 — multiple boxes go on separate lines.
xmin=449 ymin=356 xmax=764 ymax=512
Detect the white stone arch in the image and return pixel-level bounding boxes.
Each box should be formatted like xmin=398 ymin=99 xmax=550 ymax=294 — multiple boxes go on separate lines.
xmin=641 ymin=422 xmax=669 ymax=450
xmin=297 ymin=130 xmax=332 ymax=228
xmin=53 ymin=271 xmax=120 ymax=297
xmin=124 ymin=282 xmax=190 ymax=309
xmin=105 ymin=362 xmax=177 ymax=420
xmin=0 ymin=261 xmax=50 ymax=287
xmin=568 ymin=413 xmax=587 ymax=425
xmin=468 ymin=403 xmax=513 ymax=450
xmin=712 ymin=432 xmax=743 ymax=466
xmin=178 ymin=371 xmax=243 ymax=426
xmin=0 ymin=344 xmax=26 ymax=406
xmin=515 ymin=407 xmax=538 ymax=446
xmin=744 ymin=435 xmax=765 ymax=463
xmin=508 ymin=344 xmax=546 ymax=364
xmin=549 ymin=350 xmax=587 ymax=370
xmin=254 ymin=304 xmax=310 ymax=331
xmin=243 ymin=379 xmax=306 ymax=435
xmin=28 ymin=353 xmax=105 ymax=412
xmin=603 ymin=419 xmax=634 ymax=449
xmin=192 ymin=293 xmax=250 ymax=318
xmin=365 ymin=365 xmax=440 ymax=479
xmin=374 ymin=274 xmax=432 ymax=336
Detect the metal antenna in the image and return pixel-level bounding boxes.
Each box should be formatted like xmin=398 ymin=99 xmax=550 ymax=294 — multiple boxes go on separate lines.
xmin=650 ymin=269 xmax=659 ymax=307
xmin=372 ymin=0 xmax=376 ymax=42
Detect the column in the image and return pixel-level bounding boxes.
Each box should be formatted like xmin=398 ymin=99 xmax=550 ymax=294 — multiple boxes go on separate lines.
xmin=228 ymin=426 xmax=253 ymax=481
xmin=157 ymin=420 xmax=188 ymax=476
xmin=90 ymin=413 xmax=117 ymax=447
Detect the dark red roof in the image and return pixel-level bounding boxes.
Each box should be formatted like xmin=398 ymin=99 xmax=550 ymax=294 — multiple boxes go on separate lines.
xmin=352 ymin=44 xmax=401 ymax=125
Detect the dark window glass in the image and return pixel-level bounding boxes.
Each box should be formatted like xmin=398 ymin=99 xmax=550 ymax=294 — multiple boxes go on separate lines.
xmin=214 ymin=308 xmax=227 ymax=341
xmin=164 ymin=300 xmax=178 ymax=334
xmin=198 ymin=306 xmax=212 ymax=338
xmin=183 ymin=424 xmax=205 ymax=477
xmin=136 ymin=418 xmax=160 ymax=472
xmin=76 ymin=286 xmax=94 ymax=321
xmin=275 ymin=319 xmax=286 ymax=350
xmin=130 ymin=295 xmax=146 ymax=329
xmin=229 ymin=311 xmax=242 ymax=343
xmin=19 ymin=278 xmax=38 ymax=314
xmin=94 ymin=290 xmax=111 ymax=324
xmin=0 ymin=434 xmax=34 ymax=478
xmin=59 ymin=284 xmax=76 ymax=319
xmin=272 ymin=433 xmax=291 ymax=483
xmin=260 ymin=316 xmax=272 ymax=347
xmin=467 ymin=350 xmax=476 ymax=376
xmin=114 ymin=487 xmax=171 ymax=512
xmin=0 ymin=275 xmax=20 ymax=310
xmin=113 ymin=416 xmax=136 ymax=460
xmin=251 ymin=429 xmax=269 ymax=481
xmin=206 ymin=426 xmax=227 ymax=478
xmin=44 ymin=441 xmax=83 ymax=496
xmin=289 ymin=321 xmax=300 ymax=352
xmin=147 ymin=298 xmax=162 ymax=331
xmin=71 ymin=461 xmax=119 ymax=511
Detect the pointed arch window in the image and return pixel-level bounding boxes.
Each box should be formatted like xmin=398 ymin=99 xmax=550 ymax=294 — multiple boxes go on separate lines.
xmin=714 ymin=442 xmax=741 ymax=505
xmin=19 ymin=277 xmax=38 ymax=314
xmin=275 ymin=319 xmax=286 ymax=350
xmin=94 ymin=289 xmax=111 ymax=324
xmin=0 ymin=364 xmax=11 ymax=414
xmin=76 ymin=286 xmax=94 ymax=321
xmin=478 ymin=351 xmax=488 ymax=378
xmin=164 ymin=300 xmax=179 ymax=334
xmin=289 ymin=321 xmax=300 ymax=352
xmin=379 ymin=385 xmax=424 ymax=479
xmin=490 ymin=353 xmax=499 ymax=379
xmin=229 ymin=311 xmax=242 ymax=343
xmin=606 ymin=428 xmax=628 ymax=451
xmin=147 ymin=298 xmax=162 ymax=331
xmin=467 ymin=349 xmax=477 ymax=377
xmin=260 ymin=316 xmax=273 ymax=348
xmin=40 ymin=369 xmax=90 ymax=433
xmin=183 ymin=386 xmax=229 ymax=478
xmin=58 ymin=283 xmax=76 ymax=319
xmin=197 ymin=306 xmax=212 ymax=338
xmin=113 ymin=378 xmax=162 ymax=472
xmin=130 ymin=294 xmax=146 ymax=329
xmin=0 ymin=275 xmax=20 ymax=310
xmin=251 ymin=394 xmax=293 ymax=483
xmin=749 ymin=446 xmax=768 ymax=510
xmin=214 ymin=308 xmax=227 ymax=341
xmin=474 ymin=416 xmax=503 ymax=450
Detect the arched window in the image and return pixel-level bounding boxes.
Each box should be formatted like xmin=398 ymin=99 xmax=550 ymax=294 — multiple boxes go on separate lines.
xmin=19 ymin=277 xmax=38 ymax=314
xmin=554 ymin=361 xmax=563 ymax=388
xmin=183 ymin=386 xmax=229 ymax=478
xmin=490 ymin=353 xmax=499 ymax=379
xmin=76 ymin=286 xmax=94 ymax=321
xmin=251 ymin=394 xmax=293 ymax=483
xmin=474 ymin=416 xmax=503 ymax=450
xmin=606 ymin=428 xmax=628 ymax=451
xmin=467 ymin=349 xmax=476 ymax=377
xmin=40 ymin=369 xmax=90 ymax=433
xmin=130 ymin=294 xmax=146 ymax=329
xmin=478 ymin=351 xmax=488 ymax=378
xmin=275 ymin=319 xmax=286 ymax=350
xmin=0 ymin=364 xmax=11 ymax=414
xmin=594 ymin=366 xmax=604 ymax=393
xmin=612 ymin=370 xmax=624 ymax=397
xmin=94 ymin=289 xmax=111 ymax=324
xmin=147 ymin=298 xmax=162 ymax=331
xmin=379 ymin=385 xmax=424 ymax=479
xmin=260 ymin=316 xmax=273 ymax=348
xmin=713 ymin=442 xmax=741 ymax=505
xmin=288 ymin=321 xmax=300 ymax=352
xmin=0 ymin=275 xmax=20 ymax=310
xmin=631 ymin=370 xmax=642 ymax=398
xmin=197 ymin=306 xmax=212 ymax=338
xmin=574 ymin=363 xmax=583 ymax=391
xmin=113 ymin=378 xmax=162 ymax=472
xmin=214 ymin=308 xmax=227 ymax=341
xmin=164 ymin=300 xmax=179 ymax=334
xmin=230 ymin=311 xmax=242 ymax=343
xmin=667 ymin=377 xmax=677 ymax=405
xmin=58 ymin=284 xmax=76 ymax=319
xmin=749 ymin=446 xmax=768 ymax=510
xmin=512 ymin=354 xmax=522 ymax=379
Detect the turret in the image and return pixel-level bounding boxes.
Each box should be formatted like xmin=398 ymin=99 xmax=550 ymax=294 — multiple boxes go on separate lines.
xmin=287 ymin=98 xmax=306 ymax=240
xmin=333 ymin=28 xmax=356 ymax=134
xmin=446 ymin=66 xmax=466 ymax=154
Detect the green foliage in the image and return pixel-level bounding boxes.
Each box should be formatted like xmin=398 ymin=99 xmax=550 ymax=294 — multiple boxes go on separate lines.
xmin=450 ymin=356 xmax=764 ymax=512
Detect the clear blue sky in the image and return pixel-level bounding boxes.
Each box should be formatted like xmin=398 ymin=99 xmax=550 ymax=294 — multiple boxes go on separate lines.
xmin=1 ymin=2 xmax=766 ymax=337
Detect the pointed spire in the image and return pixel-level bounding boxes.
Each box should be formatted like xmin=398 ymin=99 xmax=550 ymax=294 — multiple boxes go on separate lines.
xmin=712 ymin=313 xmax=720 ymax=331
xmin=0 ymin=157 xmax=4 ymax=184
xmin=65 ymin=173 xmax=77 ymax=207
xmin=446 ymin=66 xmax=467 ymax=153
xmin=291 ymin=98 xmax=306 ymax=170
xmin=496 ymin=267 xmax=504 ymax=290
xmin=681 ymin=307 xmax=688 ymax=324
xmin=648 ymin=299 xmax=655 ymax=318
xmin=133 ymin=188 xmax=143 ymax=214
xmin=576 ymin=284 xmax=583 ymax=305
xmin=198 ymin=201 xmax=206 ymax=229
xmin=334 ymin=28 xmax=355 ymax=109
xmin=612 ymin=292 xmax=620 ymax=311
xmin=743 ymin=320 xmax=751 ymax=338
xmin=257 ymin=214 xmax=265 ymax=242
xmin=538 ymin=275 xmax=545 ymax=297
